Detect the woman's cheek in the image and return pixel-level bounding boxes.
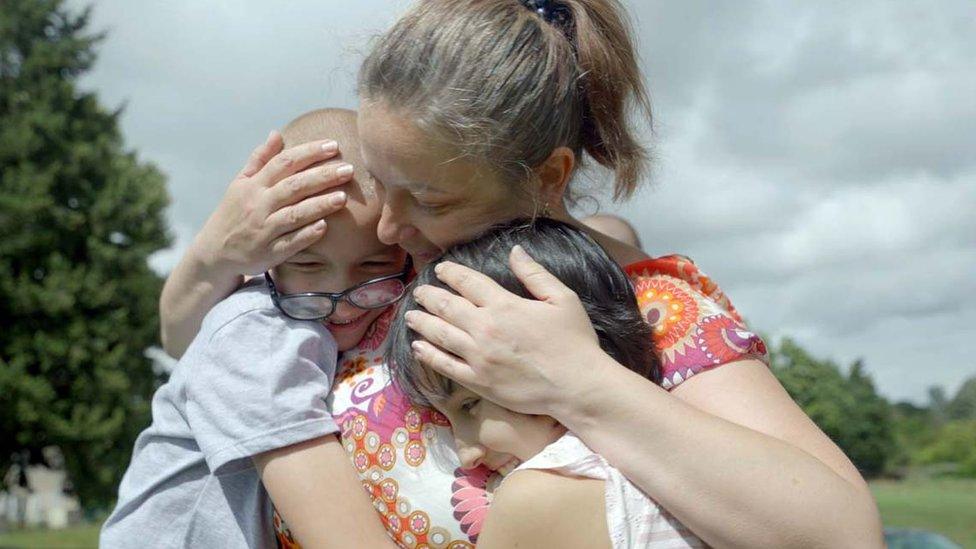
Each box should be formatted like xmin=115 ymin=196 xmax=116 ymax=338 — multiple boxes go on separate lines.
xmin=424 ymin=213 xmax=493 ymax=251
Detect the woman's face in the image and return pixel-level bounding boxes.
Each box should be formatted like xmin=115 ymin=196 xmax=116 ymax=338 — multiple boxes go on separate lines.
xmin=358 ymin=102 xmax=534 ymax=267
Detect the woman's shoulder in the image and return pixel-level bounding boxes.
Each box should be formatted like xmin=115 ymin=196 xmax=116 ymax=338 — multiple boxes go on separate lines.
xmin=624 ymin=254 xmax=769 ymax=389
xmin=625 ymin=254 xmax=741 ymax=319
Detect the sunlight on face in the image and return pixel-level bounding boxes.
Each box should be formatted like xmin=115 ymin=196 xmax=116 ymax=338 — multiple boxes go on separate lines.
xmin=358 ymin=101 xmax=533 ymax=267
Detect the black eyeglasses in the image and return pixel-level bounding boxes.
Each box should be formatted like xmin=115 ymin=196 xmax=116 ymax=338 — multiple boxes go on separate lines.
xmin=265 ymin=259 xmax=412 ymax=321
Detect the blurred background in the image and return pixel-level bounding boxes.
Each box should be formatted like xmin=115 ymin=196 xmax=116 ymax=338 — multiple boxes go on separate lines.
xmin=1 ymin=0 xmax=973 ymax=546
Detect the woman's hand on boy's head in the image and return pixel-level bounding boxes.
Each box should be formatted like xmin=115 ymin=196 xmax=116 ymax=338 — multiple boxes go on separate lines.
xmin=406 ymin=246 xmax=608 ymax=418
xmin=191 ymin=131 xmax=354 ymax=277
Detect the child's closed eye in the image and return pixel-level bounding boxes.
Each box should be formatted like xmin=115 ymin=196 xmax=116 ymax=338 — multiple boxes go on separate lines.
xmin=286 ymin=261 xmax=326 ymax=271
xmin=460 ymin=398 xmax=481 ymax=413
xmin=360 ymin=259 xmax=399 ymax=270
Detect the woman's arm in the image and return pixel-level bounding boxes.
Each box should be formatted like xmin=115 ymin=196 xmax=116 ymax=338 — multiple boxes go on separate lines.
xmin=562 ymin=357 xmax=882 ymax=548
xmin=474 ymin=470 xmax=611 ymax=549
xmin=254 ymin=435 xmax=398 ymax=549
xmin=160 ymin=132 xmax=352 ymax=357
xmin=405 ymin=248 xmax=884 ymax=548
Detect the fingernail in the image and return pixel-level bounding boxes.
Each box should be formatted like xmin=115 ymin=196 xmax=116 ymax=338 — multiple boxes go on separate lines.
xmin=267 ymin=130 xmax=276 ymax=141
xmin=434 ymin=262 xmax=445 ymax=274
xmin=328 ymin=192 xmax=346 ymax=206
xmin=511 ymin=245 xmax=530 ymax=262
xmin=412 ymin=287 xmax=423 ymax=299
xmin=405 ymin=311 xmax=417 ymax=325
xmin=321 ymin=140 xmax=338 ymax=152
xmin=411 ymin=340 xmax=424 ymax=355
xmin=336 ymin=164 xmax=354 ymax=177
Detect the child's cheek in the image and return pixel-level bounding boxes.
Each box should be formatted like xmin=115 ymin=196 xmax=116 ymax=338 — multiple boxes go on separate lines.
xmin=479 ymin=409 xmax=541 ymax=458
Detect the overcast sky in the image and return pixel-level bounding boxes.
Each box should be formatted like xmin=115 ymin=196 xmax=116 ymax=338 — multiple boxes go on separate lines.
xmin=73 ymin=0 xmax=975 ymax=404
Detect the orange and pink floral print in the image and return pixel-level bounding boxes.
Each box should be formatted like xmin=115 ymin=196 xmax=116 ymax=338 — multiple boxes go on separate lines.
xmin=274 ymin=255 xmax=767 ymax=547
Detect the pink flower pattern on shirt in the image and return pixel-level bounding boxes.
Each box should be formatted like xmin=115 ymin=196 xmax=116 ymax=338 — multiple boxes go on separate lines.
xmin=274 ymin=255 xmax=767 ymax=547
xmin=450 ymin=467 xmax=493 ymax=543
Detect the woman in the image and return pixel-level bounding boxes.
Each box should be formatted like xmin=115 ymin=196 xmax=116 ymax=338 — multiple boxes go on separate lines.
xmin=161 ymin=0 xmax=883 ymax=547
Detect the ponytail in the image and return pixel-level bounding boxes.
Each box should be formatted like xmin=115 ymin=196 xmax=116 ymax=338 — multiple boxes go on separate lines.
xmin=360 ymin=0 xmax=652 ymax=202
xmin=564 ymin=0 xmax=651 ymax=200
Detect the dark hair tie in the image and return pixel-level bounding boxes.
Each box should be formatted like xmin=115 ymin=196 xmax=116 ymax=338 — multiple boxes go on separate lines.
xmin=521 ymin=0 xmax=573 ymax=30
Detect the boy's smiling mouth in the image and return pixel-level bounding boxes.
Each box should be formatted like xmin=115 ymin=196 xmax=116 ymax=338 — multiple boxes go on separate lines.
xmin=325 ymin=311 xmax=374 ymax=332
xmin=330 ymin=317 xmax=358 ymax=325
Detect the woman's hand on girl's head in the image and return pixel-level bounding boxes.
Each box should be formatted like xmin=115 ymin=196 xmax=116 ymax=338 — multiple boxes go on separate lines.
xmin=191 ymin=131 xmax=354 ymax=278
xmin=406 ymin=245 xmax=612 ymax=417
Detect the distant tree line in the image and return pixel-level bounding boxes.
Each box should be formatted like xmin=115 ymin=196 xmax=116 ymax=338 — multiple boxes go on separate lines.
xmin=771 ymin=338 xmax=976 ymax=479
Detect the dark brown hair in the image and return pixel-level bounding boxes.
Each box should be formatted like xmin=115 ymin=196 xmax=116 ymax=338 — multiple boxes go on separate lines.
xmin=387 ymin=218 xmax=659 ymax=406
xmin=359 ymin=0 xmax=652 ymax=203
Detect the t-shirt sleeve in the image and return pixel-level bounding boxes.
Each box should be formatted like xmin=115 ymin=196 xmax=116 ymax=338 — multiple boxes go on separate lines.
xmin=626 ymin=255 xmax=768 ymax=389
xmin=185 ymin=308 xmax=340 ymax=475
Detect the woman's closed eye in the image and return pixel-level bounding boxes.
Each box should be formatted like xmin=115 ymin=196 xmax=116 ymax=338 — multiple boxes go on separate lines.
xmin=410 ymin=191 xmax=455 ymax=214
xmin=414 ymin=199 xmax=449 ymax=214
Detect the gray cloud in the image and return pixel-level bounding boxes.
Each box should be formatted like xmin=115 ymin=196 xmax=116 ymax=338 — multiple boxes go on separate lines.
xmin=689 ymin=1 xmax=976 ymax=182
xmin=75 ymin=0 xmax=975 ymax=403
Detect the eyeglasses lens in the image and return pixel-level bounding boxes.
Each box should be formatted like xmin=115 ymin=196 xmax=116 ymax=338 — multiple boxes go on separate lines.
xmin=280 ymin=296 xmax=335 ymax=320
xmin=347 ymin=279 xmax=406 ymax=308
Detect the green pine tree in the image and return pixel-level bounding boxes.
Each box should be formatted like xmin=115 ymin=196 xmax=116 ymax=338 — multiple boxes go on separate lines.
xmin=946 ymin=376 xmax=976 ymax=421
xmin=1 ymin=0 xmax=171 ymax=509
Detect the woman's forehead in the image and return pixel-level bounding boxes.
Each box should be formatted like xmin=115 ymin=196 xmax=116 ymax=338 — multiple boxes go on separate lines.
xmin=359 ymin=102 xmax=517 ymax=209
xmin=360 ymin=104 xmax=469 ymax=183
xmin=359 ymin=102 xmax=431 ymax=160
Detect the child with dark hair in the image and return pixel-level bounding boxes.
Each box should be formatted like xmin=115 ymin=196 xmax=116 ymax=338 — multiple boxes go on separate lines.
xmin=388 ymin=218 xmax=704 ymax=548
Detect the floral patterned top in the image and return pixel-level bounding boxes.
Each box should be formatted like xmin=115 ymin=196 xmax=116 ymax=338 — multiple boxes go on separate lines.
xmin=274 ymin=255 xmax=768 ymax=548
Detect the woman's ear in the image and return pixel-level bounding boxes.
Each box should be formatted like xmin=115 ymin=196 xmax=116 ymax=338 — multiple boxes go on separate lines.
xmin=534 ymin=147 xmax=575 ymax=205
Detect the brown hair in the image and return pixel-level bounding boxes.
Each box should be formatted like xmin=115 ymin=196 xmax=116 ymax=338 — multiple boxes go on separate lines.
xmin=359 ymin=0 xmax=651 ymax=202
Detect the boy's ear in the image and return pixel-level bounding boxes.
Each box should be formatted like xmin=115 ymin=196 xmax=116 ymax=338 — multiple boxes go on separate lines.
xmin=534 ymin=147 xmax=575 ymax=206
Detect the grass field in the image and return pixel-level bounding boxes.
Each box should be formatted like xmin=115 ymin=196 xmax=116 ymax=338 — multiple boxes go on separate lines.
xmin=1 ymin=479 xmax=973 ymax=548
xmin=872 ymin=477 xmax=976 ymax=548
xmin=0 ymin=523 xmax=100 ymax=548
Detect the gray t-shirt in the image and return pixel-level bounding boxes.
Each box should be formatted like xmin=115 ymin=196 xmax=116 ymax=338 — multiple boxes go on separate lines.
xmin=101 ymin=280 xmax=339 ymax=548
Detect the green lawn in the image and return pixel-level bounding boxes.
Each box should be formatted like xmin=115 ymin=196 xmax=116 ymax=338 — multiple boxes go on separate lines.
xmin=1 ymin=480 xmax=974 ymax=548
xmin=872 ymin=478 xmax=976 ymax=548
xmin=0 ymin=523 xmax=101 ymax=549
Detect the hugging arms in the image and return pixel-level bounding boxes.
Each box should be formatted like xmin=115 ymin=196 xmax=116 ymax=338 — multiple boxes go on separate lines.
xmin=158 ymin=0 xmax=882 ymax=546
xmin=159 ymin=134 xmax=881 ymax=548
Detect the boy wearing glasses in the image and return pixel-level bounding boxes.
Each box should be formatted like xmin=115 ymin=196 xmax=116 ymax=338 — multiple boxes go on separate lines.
xmin=101 ymin=109 xmax=407 ymax=548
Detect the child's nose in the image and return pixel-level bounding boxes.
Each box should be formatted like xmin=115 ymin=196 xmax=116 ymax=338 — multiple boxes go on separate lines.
xmin=330 ymin=301 xmax=362 ymax=321
xmin=455 ymin=440 xmax=486 ymax=470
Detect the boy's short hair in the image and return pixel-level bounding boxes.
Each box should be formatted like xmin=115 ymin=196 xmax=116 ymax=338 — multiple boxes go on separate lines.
xmin=281 ymin=108 xmax=357 ymax=150
xmin=280 ymin=108 xmax=375 ymax=201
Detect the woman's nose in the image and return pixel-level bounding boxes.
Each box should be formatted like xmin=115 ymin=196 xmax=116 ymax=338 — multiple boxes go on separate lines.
xmin=377 ymin=199 xmax=416 ymax=246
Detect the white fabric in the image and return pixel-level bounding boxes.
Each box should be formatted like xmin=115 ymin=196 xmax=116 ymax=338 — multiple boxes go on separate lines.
xmin=511 ymin=433 xmax=707 ymax=548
